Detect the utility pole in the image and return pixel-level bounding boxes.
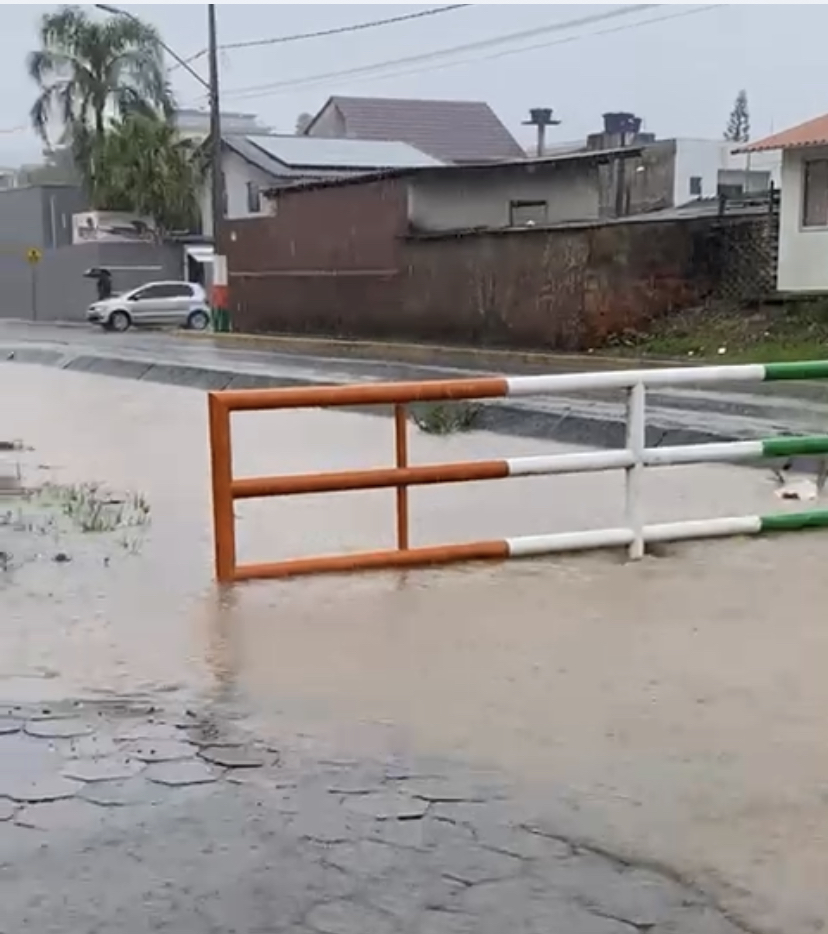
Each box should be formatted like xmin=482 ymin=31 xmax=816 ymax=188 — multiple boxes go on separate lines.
xmin=207 ymin=4 xmax=229 ymax=333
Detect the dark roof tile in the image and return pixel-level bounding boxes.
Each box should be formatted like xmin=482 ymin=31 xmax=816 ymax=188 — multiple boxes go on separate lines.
xmin=307 ymin=96 xmax=524 ymax=164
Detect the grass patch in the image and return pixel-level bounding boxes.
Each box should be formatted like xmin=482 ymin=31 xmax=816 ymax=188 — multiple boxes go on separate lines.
xmin=412 ymin=402 xmax=483 ymax=436
xmin=41 ymin=482 xmax=151 ymax=534
xmin=0 ymin=483 xmax=151 ymax=552
xmin=607 ymin=300 xmax=828 ymax=364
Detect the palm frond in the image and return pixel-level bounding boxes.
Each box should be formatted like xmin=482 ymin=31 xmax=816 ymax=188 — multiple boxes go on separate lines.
xmin=29 ymin=93 xmax=53 ymax=143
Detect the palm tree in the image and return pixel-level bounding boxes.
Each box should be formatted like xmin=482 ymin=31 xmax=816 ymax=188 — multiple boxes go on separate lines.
xmin=28 ymin=5 xmax=174 ymax=150
xmin=93 ymin=113 xmax=205 ymax=234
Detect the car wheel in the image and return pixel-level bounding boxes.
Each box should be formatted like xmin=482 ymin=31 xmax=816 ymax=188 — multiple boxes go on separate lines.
xmin=108 ymin=310 xmax=132 ymax=333
xmin=187 ymin=309 xmax=210 ymax=331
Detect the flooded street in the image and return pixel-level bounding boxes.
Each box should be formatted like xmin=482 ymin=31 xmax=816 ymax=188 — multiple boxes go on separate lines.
xmin=3 ymin=362 xmax=828 ymax=932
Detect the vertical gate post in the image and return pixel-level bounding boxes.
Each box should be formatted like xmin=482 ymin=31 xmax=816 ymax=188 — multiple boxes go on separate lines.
xmin=394 ymin=404 xmax=410 ymax=551
xmin=625 ymin=381 xmax=646 ymax=560
xmin=208 ymin=393 xmax=236 ymax=583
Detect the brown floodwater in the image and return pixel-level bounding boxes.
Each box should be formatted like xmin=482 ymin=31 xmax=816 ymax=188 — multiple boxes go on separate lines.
xmin=3 ymin=363 xmax=828 ymax=932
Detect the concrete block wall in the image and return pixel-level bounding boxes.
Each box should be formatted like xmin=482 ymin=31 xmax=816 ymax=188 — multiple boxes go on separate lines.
xmin=0 ymin=242 xmax=184 ymax=323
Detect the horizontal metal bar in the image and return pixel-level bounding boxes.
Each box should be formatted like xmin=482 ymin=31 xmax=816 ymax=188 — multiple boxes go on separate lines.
xmin=644 ymin=516 xmax=761 ymax=542
xmin=231 ymin=506 xmax=828 ymax=581
xmin=506 ymin=364 xmax=767 ymax=396
xmin=232 ymin=460 xmax=509 ymax=499
xmin=644 ymin=441 xmax=762 ymax=467
xmin=508 ymin=450 xmax=634 ymax=476
xmin=212 ymin=377 xmax=508 ymax=413
xmin=507 ymin=527 xmax=634 ymax=557
xmin=233 ymin=540 xmax=510 ymax=581
xmin=233 ymin=432 xmax=818 ymax=501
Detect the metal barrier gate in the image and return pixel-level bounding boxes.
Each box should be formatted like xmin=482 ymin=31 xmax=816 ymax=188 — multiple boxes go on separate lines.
xmin=208 ymin=361 xmax=828 ymax=584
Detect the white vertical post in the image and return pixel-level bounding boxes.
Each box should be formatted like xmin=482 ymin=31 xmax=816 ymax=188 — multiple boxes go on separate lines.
xmin=625 ymin=381 xmax=646 ymax=560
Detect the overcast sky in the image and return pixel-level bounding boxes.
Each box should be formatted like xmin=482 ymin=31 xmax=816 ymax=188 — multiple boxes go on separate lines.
xmin=2 ymin=4 xmax=825 ymax=165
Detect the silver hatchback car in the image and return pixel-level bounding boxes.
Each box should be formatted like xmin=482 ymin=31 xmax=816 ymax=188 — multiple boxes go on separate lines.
xmin=87 ymin=281 xmax=210 ymax=332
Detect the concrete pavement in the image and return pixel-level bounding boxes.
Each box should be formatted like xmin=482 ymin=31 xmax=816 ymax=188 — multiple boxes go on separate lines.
xmin=0 ymin=699 xmax=747 ymax=934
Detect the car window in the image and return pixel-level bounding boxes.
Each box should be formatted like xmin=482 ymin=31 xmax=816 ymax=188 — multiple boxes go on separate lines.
xmin=132 ymin=283 xmax=193 ymax=301
xmin=159 ymin=284 xmax=195 ymax=298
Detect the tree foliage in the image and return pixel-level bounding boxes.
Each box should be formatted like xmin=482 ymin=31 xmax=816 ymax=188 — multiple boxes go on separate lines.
xmin=295 ymin=112 xmax=313 ymax=135
xmin=724 ymin=89 xmax=750 ymax=143
xmin=27 ymin=6 xmax=202 ymax=235
xmin=28 ymin=5 xmax=174 ymax=144
xmin=90 ymin=114 xmax=205 ymax=235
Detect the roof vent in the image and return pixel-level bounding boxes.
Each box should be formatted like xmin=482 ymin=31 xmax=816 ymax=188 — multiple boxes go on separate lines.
xmin=523 ymin=108 xmax=562 ymax=158
xmin=603 ymin=112 xmax=642 ymax=137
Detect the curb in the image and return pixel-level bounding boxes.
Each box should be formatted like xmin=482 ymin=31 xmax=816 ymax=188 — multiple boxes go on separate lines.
xmin=173 ymin=330 xmax=683 ymax=374
xmin=3 ymin=344 xmax=811 ymax=461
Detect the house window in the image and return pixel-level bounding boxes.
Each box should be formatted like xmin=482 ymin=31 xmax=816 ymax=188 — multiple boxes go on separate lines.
xmin=803 ymin=159 xmax=828 ymax=228
xmin=689 ymin=176 xmax=703 ymax=197
xmin=510 ymin=200 xmax=548 ymax=226
xmin=246 ymin=181 xmax=261 ymax=214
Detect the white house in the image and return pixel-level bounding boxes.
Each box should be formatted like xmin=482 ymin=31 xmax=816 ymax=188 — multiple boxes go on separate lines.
xmin=200 ymin=135 xmax=441 ymax=237
xmin=670 ymin=138 xmax=780 ymax=204
xmin=739 ymin=114 xmax=828 ymax=293
xmin=174 ymin=108 xmax=271 ymax=140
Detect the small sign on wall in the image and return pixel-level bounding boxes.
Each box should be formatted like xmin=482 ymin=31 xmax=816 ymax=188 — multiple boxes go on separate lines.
xmin=72 ymin=211 xmax=157 ymax=245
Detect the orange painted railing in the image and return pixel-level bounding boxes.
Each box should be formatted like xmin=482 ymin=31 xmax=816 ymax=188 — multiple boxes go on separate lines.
xmin=209 ymin=363 xmax=828 ymax=585
xmin=207 ymin=378 xmax=512 ymax=584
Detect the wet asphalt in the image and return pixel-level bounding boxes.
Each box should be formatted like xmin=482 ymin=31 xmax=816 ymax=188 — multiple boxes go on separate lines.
xmin=3 ymin=319 xmax=828 ymax=452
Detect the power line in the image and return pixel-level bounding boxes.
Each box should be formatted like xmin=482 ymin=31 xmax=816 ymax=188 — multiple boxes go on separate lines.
xmin=219 ymin=5 xmax=660 ymax=103
xmin=173 ymin=5 xmax=471 ymax=71
xmin=222 ymin=4 xmax=718 ymax=106
xmin=298 ymin=4 xmax=719 ymax=103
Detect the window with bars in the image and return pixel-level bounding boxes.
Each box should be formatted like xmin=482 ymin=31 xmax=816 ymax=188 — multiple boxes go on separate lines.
xmin=246 ymin=181 xmax=262 ymax=214
xmin=509 ymin=200 xmax=548 ymax=226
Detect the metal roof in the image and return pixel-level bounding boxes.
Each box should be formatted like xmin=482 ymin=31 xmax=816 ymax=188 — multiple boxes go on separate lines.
xmin=304 ymin=96 xmax=525 ymax=164
xmin=227 ymin=134 xmax=441 ymax=174
xmin=264 ymin=145 xmax=644 ymax=197
xmin=736 ymin=113 xmax=828 ymax=154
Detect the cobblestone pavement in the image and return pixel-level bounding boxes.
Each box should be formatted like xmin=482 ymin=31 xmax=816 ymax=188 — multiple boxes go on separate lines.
xmin=0 ymin=699 xmax=751 ymax=934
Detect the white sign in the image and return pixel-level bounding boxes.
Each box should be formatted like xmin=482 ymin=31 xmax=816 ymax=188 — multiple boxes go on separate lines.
xmin=72 ymin=211 xmax=157 ymax=245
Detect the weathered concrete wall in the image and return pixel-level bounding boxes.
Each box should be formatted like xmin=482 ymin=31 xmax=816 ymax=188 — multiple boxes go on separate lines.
xmin=0 ymin=184 xmax=87 ymax=251
xmin=228 ymin=218 xmax=706 ymax=350
xmin=0 ymin=242 xmax=184 ymax=322
xmin=225 ymin=175 xmax=775 ymax=351
xmin=398 ymin=221 xmax=709 ymax=351
xmin=409 ymin=164 xmax=601 ymax=231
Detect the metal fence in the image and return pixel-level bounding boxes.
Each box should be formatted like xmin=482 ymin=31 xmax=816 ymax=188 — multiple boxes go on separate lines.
xmin=207 ymin=361 xmax=828 ymax=584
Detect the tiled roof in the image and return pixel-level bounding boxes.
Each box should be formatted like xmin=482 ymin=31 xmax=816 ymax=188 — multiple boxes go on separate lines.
xmin=306 ymin=96 xmax=525 ymax=164
xmin=738 ymin=113 xmax=828 ymax=153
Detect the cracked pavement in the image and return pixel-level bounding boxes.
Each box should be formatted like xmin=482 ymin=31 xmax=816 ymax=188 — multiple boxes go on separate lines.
xmin=0 ymin=700 xmax=747 ymax=934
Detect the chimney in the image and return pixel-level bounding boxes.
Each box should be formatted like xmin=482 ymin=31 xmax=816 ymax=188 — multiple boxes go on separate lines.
xmin=602 ymin=112 xmax=642 ymax=148
xmin=523 ymin=108 xmax=561 ymax=158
